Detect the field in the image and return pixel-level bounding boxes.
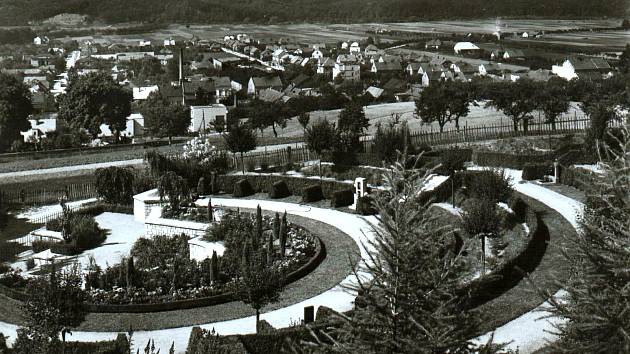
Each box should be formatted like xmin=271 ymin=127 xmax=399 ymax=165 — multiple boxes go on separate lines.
xmin=52 ymin=19 xmax=624 ymax=46
xmin=259 ymin=101 xmax=585 ymax=138
xmin=516 ymin=30 xmax=630 ymax=49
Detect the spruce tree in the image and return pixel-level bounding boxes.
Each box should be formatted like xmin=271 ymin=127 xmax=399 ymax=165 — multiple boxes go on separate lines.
xmin=545 ymin=125 xmax=630 ymax=352
xmin=210 ymin=250 xmax=218 ymax=283
xmin=267 ymin=231 xmax=274 ymax=264
xmin=273 ymin=212 xmax=280 ymax=240
xmin=299 ymin=158 xmax=497 ymax=352
xmin=207 ymin=198 xmax=214 ymax=222
xmin=126 ymin=257 xmax=135 ymax=289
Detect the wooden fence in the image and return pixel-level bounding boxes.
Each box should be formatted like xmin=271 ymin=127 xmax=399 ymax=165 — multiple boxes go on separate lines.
xmin=0 ymin=182 xmax=97 ymax=206
xmin=228 ymin=146 xmax=317 ymax=172
xmin=363 ymin=115 xmax=594 ymax=152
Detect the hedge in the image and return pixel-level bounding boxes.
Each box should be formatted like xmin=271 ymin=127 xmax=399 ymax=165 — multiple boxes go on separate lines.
xmin=522 ymin=163 xmax=553 ymax=181
xmin=269 ymin=180 xmax=291 ymax=199
xmin=302 ymin=185 xmax=324 ymax=203
xmin=459 ymin=199 xmax=548 ymax=309
xmin=233 ymin=179 xmax=254 ymax=197
xmin=215 ymin=175 xmax=352 ymax=200
xmin=472 ymin=150 xmax=553 ymax=169
xmin=356 ymin=195 xmax=377 ymax=215
xmin=331 ymin=189 xmax=354 ymax=208
xmin=65 ymin=334 xmax=129 ymax=354
xmin=558 ymin=165 xmax=601 ymax=193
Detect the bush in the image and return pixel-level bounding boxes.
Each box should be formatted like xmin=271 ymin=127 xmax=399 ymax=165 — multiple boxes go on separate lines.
xmin=233 ymin=179 xmax=254 ymax=197
xmin=94 ymin=167 xmax=135 ymax=204
xmin=46 ymin=217 xmax=63 ymax=232
xmin=71 ymin=214 xmax=106 ymax=251
xmin=302 ymin=185 xmax=324 ymax=203
xmin=463 ymin=169 xmax=513 ymax=203
xmin=269 ymin=181 xmax=291 ymax=199
xmin=357 ymin=195 xmax=377 ymax=215
xmin=439 ymin=147 xmax=469 ymax=176
xmin=25 ymin=258 xmax=35 ymax=270
xmin=331 ymin=189 xmax=354 ymax=208
xmin=522 ymin=163 xmax=553 ymax=181
xmin=472 ymin=150 xmax=552 ymax=169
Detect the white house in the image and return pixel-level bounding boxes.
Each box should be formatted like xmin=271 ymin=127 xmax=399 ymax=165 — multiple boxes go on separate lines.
xmin=139 ymin=40 xmax=152 ymax=47
xmin=21 ymin=117 xmax=58 ymax=142
xmin=333 ymin=55 xmax=360 ymax=82
xmin=99 ymin=114 xmax=145 ymax=138
xmin=341 ymin=42 xmax=349 ymax=50
xmin=33 ymin=36 xmax=49 ymax=46
xmin=163 ymin=38 xmax=176 ymax=46
xmin=349 ymin=42 xmax=361 ymax=54
xmin=189 ymin=105 xmax=228 ymax=132
xmin=552 ymin=57 xmax=612 ymax=81
xmin=364 ymin=44 xmax=379 ymax=57
xmin=312 ymin=49 xmax=324 ymax=60
xmin=133 ymin=86 xmax=159 ymax=101
xmin=454 ymin=42 xmax=480 ymax=54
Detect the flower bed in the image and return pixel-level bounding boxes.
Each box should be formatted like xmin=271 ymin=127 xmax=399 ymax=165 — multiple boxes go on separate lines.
xmin=79 ymin=209 xmax=317 ymax=306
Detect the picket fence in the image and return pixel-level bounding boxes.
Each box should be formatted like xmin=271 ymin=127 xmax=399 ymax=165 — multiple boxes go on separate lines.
xmin=0 ymin=182 xmax=97 ymax=206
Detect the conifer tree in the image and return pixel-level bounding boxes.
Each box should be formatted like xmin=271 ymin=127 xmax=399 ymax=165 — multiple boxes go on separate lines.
xmin=207 ymin=198 xmax=214 ymax=222
xmin=297 ymin=157 xmax=501 ymax=352
xmin=279 ymin=212 xmax=288 ymax=258
xmin=210 ymin=250 xmax=218 ymax=283
xmin=545 ymin=126 xmax=630 ymax=352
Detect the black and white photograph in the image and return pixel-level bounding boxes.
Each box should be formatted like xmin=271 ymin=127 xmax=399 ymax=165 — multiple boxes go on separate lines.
xmin=0 ymin=1 xmax=628 ymax=353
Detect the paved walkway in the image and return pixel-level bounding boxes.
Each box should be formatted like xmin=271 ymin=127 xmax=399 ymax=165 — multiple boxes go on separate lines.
xmin=0 ymin=169 xmax=585 ymax=353
xmin=0 ymin=198 xmax=376 ymax=353
xmin=470 ymin=167 xmax=583 ymax=353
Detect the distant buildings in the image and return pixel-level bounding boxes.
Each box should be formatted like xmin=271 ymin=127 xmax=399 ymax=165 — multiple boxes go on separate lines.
xmin=189 ymin=105 xmax=228 ymax=132
xmin=552 ymin=56 xmax=612 ymax=80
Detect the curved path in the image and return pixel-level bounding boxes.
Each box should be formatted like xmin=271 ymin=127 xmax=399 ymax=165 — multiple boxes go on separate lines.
xmin=470 ymin=167 xmax=583 ymax=353
xmin=0 ymin=198 xmax=377 ymax=353
xmin=0 ymin=169 xmax=585 ymax=353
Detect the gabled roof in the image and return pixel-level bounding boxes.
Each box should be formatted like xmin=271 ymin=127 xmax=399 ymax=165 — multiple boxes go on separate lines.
xmin=366 ymin=86 xmax=384 ymax=98
xmin=319 ymin=57 xmax=335 ymax=68
xmin=258 ymin=88 xmax=285 ymax=103
xmin=568 ymin=56 xmax=611 ymax=71
xmin=383 ymin=78 xmax=406 ymax=92
xmin=365 ymin=44 xmax=379 ymax=52
xmin=504 ymin=49 xmax=526 ymax=58
xmin=375 ymin=61 xmax=402 ymax=72
xmin=210 ymin=76 xmax=232 ymax=90
xmin=251 ymin=76 xmax=283 ymax=89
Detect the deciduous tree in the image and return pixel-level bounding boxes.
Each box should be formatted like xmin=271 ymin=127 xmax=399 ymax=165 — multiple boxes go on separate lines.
xmin=0 ymin=73 xmax=32 ymax=152
xmin=57 ymin=72 xmax=132 ymax=141
xmin=223 ymin=122 xmax=257 ymax=174
xmin=485 ymin=79 xmax=539 ymax=132
xmin=140 ymin=92 xmax=190 ymax=143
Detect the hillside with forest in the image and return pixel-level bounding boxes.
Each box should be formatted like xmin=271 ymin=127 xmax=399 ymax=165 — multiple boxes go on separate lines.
xmin=0 ymin=0 xmax=626 ymax=26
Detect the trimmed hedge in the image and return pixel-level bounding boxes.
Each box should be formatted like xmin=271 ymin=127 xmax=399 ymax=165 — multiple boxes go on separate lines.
xmin=233 ymin=179 xmax=254 ymax=197
xmin=331 ymin=189 xmax=354 ymax=208
xmin=558 ymin=165 xmax=601 ymax=193
xmin=459 ymin=198 xmax=548 ymax=309
xmin=215 ymin=175 xmax=352 ymax=200
xmin=356 ymin=195 xmax=376 ymax=215
xmin=472 ymin=150 xmax=553 ymax=169
xmin=522 ymin=163 xmax=553 ymax=181
xmin=65 ymin=334 xmax=129 ymax=354
xmin=302 ymin=185 xmax=324 ymax=203
xmin=269 ymin=180 xmax=291 ymax=199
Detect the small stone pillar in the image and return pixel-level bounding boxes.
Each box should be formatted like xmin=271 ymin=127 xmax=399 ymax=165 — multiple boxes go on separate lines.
xmin=351 ymin=177 xmax=367 ymax=210
xmin=553 ymin=160 xmax=559 ymax=184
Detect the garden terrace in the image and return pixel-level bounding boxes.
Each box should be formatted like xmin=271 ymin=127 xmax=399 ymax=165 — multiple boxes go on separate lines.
xmin=0 ymin=202 xmax=361 ymax=331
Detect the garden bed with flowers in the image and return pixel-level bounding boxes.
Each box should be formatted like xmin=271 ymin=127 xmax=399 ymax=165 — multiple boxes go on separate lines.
xmin=84 ymin=208 xmax=318 ymax=309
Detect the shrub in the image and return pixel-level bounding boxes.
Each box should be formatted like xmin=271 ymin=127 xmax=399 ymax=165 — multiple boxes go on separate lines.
xmin=509 ymin=197 xmax=528 ymax=219
xmin=522 ymin=163 xmax=553 ymax=181
xmin=269 ymin=181 xmax=290 ymax=199
xmin=71 ymin=214 xmax=106 ymax=251
xmin=302 ymin=185 xmax=324 ymax=203
xmin=331 ymin=189 xmax=354 ymax=208
xmin=158 ymin=171 xmax=189 ymax=211
xmin=94 ymin=167 xmax=135 ymax=204
xmin=372 ymin=123 xmax=415 ymax=163
xmin=46 ymin=217 xmax=63 ymax=232
xmin=439 ymin=147 xmax=469 ymax=176
xmin=197 ymin=177 xmax=207 ymax=195
xmin=464 ymin=169 xmax=513 ymax=203
xmin=357 ymin=195 xmax=376 ymax=215
xmin=25 ymin=258 xmax=35 ymax=270
xmin=0 ymin=241 xmax=25 ymax=262
xmin=233 ymin=179 xmax=254 ymax=197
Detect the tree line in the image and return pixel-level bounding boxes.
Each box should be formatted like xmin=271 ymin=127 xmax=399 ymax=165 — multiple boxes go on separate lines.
xmin=0 ymin=0 xmax=625 ymax=26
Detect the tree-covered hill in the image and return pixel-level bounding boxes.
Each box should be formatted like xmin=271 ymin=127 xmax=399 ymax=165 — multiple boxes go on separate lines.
xmin=0 ymin=0 xmax=625 ymax=26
